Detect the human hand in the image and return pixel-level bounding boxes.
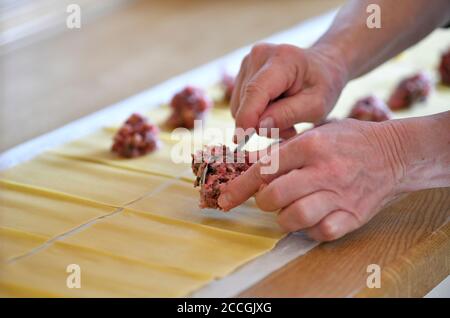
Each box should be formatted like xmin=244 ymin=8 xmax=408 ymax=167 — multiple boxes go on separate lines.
xmin=219 ymin=119 xmax=407 ymax=241
xmin=231 ymin=43 xmax=348 ymax=139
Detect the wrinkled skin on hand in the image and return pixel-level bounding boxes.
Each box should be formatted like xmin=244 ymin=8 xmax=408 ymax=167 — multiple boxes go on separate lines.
xmin=219 ymin=119 xmax=405 ymax=241
xmin=231 ymin=43 xmax=348 ymax=139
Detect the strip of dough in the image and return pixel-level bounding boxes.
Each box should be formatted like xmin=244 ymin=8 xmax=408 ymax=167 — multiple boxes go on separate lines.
xmin=0 ymin=180 xmax=116 ymax=240
xmin=0 ymin=153 xmax=174 ymax=207
xmin=61 ymin=209 xmax=278 ymax=277
xmin=0 ymin=227 xmax=48 ymax=262
xmin=0 ymin=236 xmax=209 ymax=297
xmin=129 ymin=182 xmax=284 ymax=239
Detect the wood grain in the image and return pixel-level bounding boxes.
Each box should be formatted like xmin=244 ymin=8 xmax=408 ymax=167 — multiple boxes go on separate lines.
xmin=239 ymin=188 xmax=450 ymax=297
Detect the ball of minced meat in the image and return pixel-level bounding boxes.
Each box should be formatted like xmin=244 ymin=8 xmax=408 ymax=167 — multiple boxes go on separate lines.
xmin=221 ymin=74 xmax=235 ymax=103
xmin=439 ymin=48 xmax=450 ymax=86
xmin=387 ymin=72 xmax=432 ymax=110
xmin=349 ymin=95 xmax=391 ymax=122
xmin=112 ymin=113 xmax=160 ymax=158
xmin=165 ymin=86 xmax=212 ymax=129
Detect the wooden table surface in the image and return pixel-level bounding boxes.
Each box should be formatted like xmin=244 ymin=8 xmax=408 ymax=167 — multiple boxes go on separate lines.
xmin=1 ymin=0 xmax=448 ymax=297
xmin=240 ymin=189 xmax=450 ymax=297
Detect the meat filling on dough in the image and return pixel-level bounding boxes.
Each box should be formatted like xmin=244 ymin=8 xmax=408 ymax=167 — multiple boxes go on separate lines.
xmin=112 ymin=113 xmax=160 ymax=158
xmin=165 ymin=86 xmax=212 ymax=129
xmin=349 ymin=95 xmax=391 ymax=122
xmin=387 ymin=72 xmax=432 ymax=110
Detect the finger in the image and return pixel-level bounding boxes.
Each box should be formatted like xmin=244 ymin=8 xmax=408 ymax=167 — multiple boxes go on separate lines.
xmin=217 ymin=158 xmax=267 ymax=211
xmin=235 ymin=60 xmax=296 ymax=136
xmin=258 ymin=88 xmax=326 ymax=132
xmin=255 ymin=168 xmax=320 ymax=212
xmin=277 ymin=191 xmax=339 ymax=232
xmin=218 ymin=139 xmax=306 ymax=210
xmin=278 ymin=127 xmax=297 ymax=140
xmin=230 ymin=57 xmax=248 ymax=118
xmin=256 ymin=99 xmax=298 ymax=139
xmin=235 ymin=51 xmax=267 ymax=118
xmin=280 ymin=127 xmax=298 ymax=139
xmin=314 ymin=117 xmax=338 ymax=128
xmin=306 ymin=210 xmax=361 ymax=242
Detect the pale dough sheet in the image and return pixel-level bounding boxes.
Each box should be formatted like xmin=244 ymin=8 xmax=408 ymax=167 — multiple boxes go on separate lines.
xmin=0 ymin=119 xmax=283 ymax=297
xmin=0 ymin=179 xmax=117 ymax=260
xmin=0 ymin=27 xmax=449 ymax=297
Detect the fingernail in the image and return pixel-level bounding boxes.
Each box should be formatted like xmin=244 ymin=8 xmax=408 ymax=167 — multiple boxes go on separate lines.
xmin=259 ymin=117 xmax=274 ymax=129
xmin=218 ymin=192 xmax=231 ymax=210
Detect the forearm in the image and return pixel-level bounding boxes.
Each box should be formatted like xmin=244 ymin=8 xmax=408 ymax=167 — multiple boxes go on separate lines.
xmin=374 ymin=111 xmax=450 ymax=194
xmin=313 ymin=0 xmax=450 ymax=80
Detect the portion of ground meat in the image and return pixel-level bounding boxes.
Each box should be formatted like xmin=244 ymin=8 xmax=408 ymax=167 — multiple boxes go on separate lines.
xmin=111 ymin=113 xmax=160 ymax=158
xmin=387 ymin=72 xmax=432 ymax=110
xmin=165 ymin=86 xmax=212 ymax=129
xmin=348 ymin=95 xmax=391 ymax=122
xmin=221 ymin=74 xmax=235 ymax=103
xmin=439 ymin=49 xmax=450 ymax=86
xmin=192 ymin=145 xmax=252 ymax=210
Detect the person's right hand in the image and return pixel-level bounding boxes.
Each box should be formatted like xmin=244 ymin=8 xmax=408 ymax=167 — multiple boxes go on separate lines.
xmin=231 ymin=43 xmax=348 ymax=139
xmin=219 ymin=119 xmax=406 ymax=241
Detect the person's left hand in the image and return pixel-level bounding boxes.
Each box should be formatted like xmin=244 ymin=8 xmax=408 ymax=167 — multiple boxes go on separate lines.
xmin=218 ymin=119 xmax=406 ymax=241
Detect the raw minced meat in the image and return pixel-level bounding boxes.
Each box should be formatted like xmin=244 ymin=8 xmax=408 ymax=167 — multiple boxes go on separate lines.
xmin=192 ymin=145 xmax=252 ymax=210
xmin=387 ymin=72 xmax=432 ymax=110
xmin=165 ymin=86 xmax=212 ymax=129
xmin=221 ymin=74 xmax=235 ymax=103
xmin=439 ymin=48 xmax=450 ymax=86
xmin=348 ymin=95 xmax=391 ymax=122
xmin=111 ymin=113 xmax=160 ymax=158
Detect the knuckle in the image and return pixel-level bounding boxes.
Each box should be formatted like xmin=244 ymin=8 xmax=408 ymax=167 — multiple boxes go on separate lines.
xmin=254 ymin=195 xmax=264 ymax=210
xmin=297 ymin=129 xmax=323 ymax=153
xmin=244 ymin=81 xmax=264 ymax=97
xmin=277 ymin=215 xmax=294 ymax=232
xmin=292 ymin=201 xmax=315 ymax=227
xmin=319 ymin=219 xmax=339 ymax=241
xmin=255 ymin=194 xmax=270 ymax=211
xmin=274 ymin=44 xmax=296 ymax=58
xmin=276 ymin=44 xmax=292 ymax=53
xmin=255 ymin=182 xmax=283 ymax=212
xmin=250 ymin=43 xmax=270 ymax=57
xmin=266 ymin=185 xmax=284 ymax=210
xmin=273 ymin=45 xmax=304 ymax=67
